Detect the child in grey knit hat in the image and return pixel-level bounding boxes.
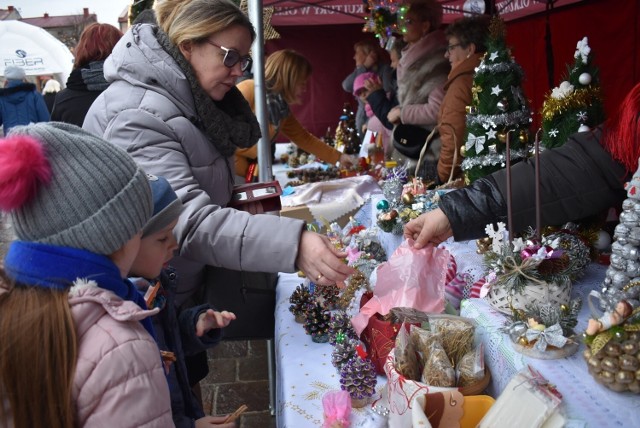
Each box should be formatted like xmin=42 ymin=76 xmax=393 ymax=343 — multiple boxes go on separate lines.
xmin=0 ymin=122 xmax=172 ymax=427
xmin=129 ymin=174 xmax=236 ymax=428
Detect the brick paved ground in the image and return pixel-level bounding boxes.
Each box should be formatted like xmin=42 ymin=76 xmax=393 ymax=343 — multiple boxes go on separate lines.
xmin=0 ymin=215 xmax=275 ymax=427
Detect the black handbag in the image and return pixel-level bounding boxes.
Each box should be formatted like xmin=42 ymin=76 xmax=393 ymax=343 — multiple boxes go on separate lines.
xmin=392 ymin=124 xmax=433 ymax=159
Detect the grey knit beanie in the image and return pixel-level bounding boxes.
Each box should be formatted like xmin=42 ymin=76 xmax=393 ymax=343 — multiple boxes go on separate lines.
xmin=7 ymin=122 xmax=153 ymax=255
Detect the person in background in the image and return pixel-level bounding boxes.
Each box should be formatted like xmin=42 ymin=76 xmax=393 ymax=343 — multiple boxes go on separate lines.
xmin=83 ymin=0 xmax=354 ymax=319
xmin=387 ymin=0 xmax=449 ymax=179
xmin=405 ymin=82 xmax=640 ymax=247
xmin=236 ymin=49 xmax=353 ymax=180
xmin=41 ymin=79 xmax=61 ymax=114
xmin=130 ymin=175 xmax=236 ymax=428
xmin=362 ymin=37 xmax=406 ymax=157
xmin=0 ymin=66 xmax=49 ymax=135
xmin=342 ymin=39 xmax=394 ymax=138
xmin=0 ymin=122 xmax=172 ymax=427
xmin=436 ymin=15 xmax=490 ymax=184
xmin=51 ymin=23 xmax=123 ymax=126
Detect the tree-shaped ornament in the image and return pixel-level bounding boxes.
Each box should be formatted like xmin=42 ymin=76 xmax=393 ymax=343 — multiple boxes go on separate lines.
xmin=303 ymin=300 xmax=332 ymax=343
xmin=289 ymin=284 xmax=312 ymax=323
xmin=339 ymin=346 xmax=377 ymax=408
xmin=461 ymin=17 xmax=532 ymax=184
xmin=331 ymin=337 xmax=360 ymax=370
xmin=541 ymin=37 xmax=604 ymax=148
xmin=328 ymin=310 xmax=358 ymax=345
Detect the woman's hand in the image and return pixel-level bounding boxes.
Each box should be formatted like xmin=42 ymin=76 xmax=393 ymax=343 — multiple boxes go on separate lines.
xmin=404 ymin=208 xmax=453 ymax=248
xmin=296 ymin=231 xmax=356 ymax=285
xmin=339 ymin=154 xmax=354 ymax=169
xmin=387 ymin=106 xmax=401 ymax=124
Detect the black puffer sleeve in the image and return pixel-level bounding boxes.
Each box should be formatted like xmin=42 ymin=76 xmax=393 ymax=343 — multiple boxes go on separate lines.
xmin=439 ymin=176 xmax=507 ymax=241
xmin=439 ymin=127 xmax=628 ymax=242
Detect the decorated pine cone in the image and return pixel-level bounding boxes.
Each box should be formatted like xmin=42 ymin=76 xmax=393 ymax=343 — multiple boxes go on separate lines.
xmin=339 ymin=356 xmax=377 ymax=400
xmin=314 ymin=283 xmax=340 ymax=310
xmin=329 ymin=311 xmax=357 ymax=345
xmin=303 ymin=301 xmax=331 ymax=342
xmin=332 ymin=337 xmax=359 ymax=370
xmin=289 ymin=284 xmax=312 ymax=321
xmin=584 ymin=330 xmax=640 ymax=393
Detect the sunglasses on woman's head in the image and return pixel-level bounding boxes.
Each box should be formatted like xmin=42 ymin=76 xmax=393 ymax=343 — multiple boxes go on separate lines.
xmin=205 ymin=40 xmax=252 ymax=72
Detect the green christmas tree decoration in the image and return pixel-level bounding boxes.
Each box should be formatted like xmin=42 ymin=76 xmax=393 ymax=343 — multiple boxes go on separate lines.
xmin=303 ymin=301 xmax=331 ymax=342
xmin=541 ymin=37 xmax=605 ymax=148
xmin=461 ymin=17 xmax=532 ymax=184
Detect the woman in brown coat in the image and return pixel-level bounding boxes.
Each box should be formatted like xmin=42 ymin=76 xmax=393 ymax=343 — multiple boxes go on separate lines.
xmin=436 ymin=16 xmax=490 ymax=184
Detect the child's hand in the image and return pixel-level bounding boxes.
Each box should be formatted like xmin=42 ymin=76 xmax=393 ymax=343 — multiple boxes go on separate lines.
xmin=195 ymin=415 xmax=236 ymax=427
xmin=196 ymin=309 xmax=236 ymax=337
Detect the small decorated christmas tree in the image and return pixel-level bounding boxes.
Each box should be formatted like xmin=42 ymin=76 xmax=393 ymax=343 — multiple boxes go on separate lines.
xmin=461 ymin=17 xmax=532 ymax=184
xmin=541 ymin=37 xmax=604 ymax=148
xmin=331 ymin=337 xmax=360 ymax=370
xmin=334 ymin=103 xmax=360 ymax=155
xmin=339 ymin=348 xmax=377 ymax=407
xmin=303 ymin=301 xmax=331 ymax=342
xmin=328 ymin=311 xmax=358 ymax=345
xmin=289 ymin=284 xmax=312 ymax=323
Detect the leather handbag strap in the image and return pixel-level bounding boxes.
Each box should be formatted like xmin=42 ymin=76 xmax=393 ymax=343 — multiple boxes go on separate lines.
xmin=414 ymin=123 xmax=457 ymax=183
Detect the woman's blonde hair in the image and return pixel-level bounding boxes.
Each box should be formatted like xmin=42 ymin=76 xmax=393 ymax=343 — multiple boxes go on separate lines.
xmin=407 ymin=0 xmax=443 ymax=30
xmin=0 ymin=270 xmax=78 ymax=428
xmin=154 ymin=0 xmax=256 ymax=47
xmin=265 ymin=49 xmax=312 ymax=105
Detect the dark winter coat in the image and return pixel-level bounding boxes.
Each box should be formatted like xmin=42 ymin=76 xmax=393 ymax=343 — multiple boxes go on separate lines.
xmin=43 ymin=92 xmax=57 ymax=114
xmin=52 ymin=61 xmax=110 ymax=127
xmin=440 ymin=127 xmax=627 ymax=241
xmin=0 ymin=81 xmax=49 ymax=135
xmin=134 ymin=267 xmax=221 ymax=428
xmin=366 ymin=69 xmax=398 ymax=131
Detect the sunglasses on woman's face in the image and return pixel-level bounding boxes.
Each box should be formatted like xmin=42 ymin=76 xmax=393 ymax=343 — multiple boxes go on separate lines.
xmin=205 ymin=40 xmax=252 ymax=72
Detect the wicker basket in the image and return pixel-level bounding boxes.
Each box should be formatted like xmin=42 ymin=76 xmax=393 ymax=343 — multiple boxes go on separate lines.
xmin=486 ymin=279 xmax=572 ymax=315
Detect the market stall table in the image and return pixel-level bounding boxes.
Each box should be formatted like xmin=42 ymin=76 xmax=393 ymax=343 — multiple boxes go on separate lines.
xmin=274 ymin=240 xmax=640 ymax=427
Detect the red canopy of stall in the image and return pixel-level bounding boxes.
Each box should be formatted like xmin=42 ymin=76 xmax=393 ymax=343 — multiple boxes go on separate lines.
xmin=263 ymin=0 xmax=640 ymax=138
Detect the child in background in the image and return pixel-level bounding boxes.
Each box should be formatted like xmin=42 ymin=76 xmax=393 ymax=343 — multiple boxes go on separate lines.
xmin=129 ymin=174 xmax=236 ymax=428
xmin=0 ymin=122 xmax=172 ymax=427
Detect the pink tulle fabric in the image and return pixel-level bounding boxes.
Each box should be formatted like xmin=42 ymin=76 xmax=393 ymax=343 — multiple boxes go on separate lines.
xmin=322 ymin=390 xmax=352 ymax=428
xmin=0 ymin=135 xmax=51 ymax=211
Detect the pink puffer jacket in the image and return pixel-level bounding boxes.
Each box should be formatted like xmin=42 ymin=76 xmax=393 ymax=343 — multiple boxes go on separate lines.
xmin=69 ymin=280 xmax=172 ymax=427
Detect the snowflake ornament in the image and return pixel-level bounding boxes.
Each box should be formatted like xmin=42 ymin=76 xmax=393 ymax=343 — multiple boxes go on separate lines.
xmin=548 ymin=129 xmax=559 ymax=138
xmin=574 ymin=37 xmax=590 ymax=63
xmin=576 ymin=111 xmax=588 ymax=123
xmin=485 ymin=222 xmax=507 ymax=252
xmin=491 ymin=85 xmax=503 ymax=96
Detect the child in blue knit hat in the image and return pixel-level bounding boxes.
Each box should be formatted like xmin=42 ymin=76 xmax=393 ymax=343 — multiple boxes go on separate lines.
xmin=129 ymin=174 xmax=237 ymax=428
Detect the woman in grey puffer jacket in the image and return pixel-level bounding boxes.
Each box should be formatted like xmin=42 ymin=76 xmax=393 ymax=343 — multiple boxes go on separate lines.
xmin=84 ymin=0 xmax=354 ymax=306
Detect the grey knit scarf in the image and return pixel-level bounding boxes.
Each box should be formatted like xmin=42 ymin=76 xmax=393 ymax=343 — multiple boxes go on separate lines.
xmin=156 ymin=29 xmax=261 ymax=157
xmin=81 ymin=61 xmax=109 ymax=91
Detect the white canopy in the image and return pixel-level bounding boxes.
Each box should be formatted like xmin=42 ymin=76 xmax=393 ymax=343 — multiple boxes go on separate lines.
xmin=0 ymin=20 xmax=74 ymax=87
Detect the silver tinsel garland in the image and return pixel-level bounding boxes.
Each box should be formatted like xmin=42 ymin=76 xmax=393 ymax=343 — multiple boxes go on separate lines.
xmin=466 ymin=110 xmax=532 ymax=127
xmin=461 ymin=148 xmax=529 ymax=171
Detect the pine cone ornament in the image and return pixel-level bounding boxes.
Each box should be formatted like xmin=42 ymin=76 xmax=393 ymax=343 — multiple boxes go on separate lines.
xmin=314 ymin=283 xmax=340 ymax=310
xmin=303 ymin=301 xmax=331 ymax=342
xmin=289 ymin=284 xmax=312 ymax=322
xmin=332 ymin=337 xmax=359 ymax=370
xmin=339 ymin=355 xmax=377 ymax=403
xmin=329 ymin=311 xmax=357 ymax=345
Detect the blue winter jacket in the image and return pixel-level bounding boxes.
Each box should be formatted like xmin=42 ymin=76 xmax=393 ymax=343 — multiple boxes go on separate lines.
xmin=0 ymin=81 xmax=50 ymax=135
xmin=133 ymin=267 xmax=222 ymax=428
